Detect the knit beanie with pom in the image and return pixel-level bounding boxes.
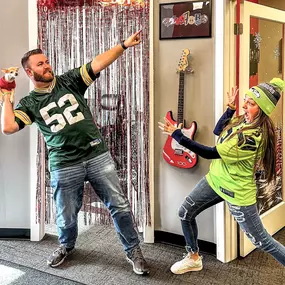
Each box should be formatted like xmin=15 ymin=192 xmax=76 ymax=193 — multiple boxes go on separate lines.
xmin=245 ymin=78 xmax=284 ymax=116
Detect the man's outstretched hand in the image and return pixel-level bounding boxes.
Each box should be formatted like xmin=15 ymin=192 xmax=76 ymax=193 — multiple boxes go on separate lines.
xmin=124 ymin=30 xmax=142 ymax=48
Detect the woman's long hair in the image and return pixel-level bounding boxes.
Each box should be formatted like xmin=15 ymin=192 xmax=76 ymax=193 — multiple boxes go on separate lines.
xmin=221 ymin=110 xmax=276 ymax=183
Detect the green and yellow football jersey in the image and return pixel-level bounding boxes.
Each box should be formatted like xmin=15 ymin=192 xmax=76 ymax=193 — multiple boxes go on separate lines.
xmin=206 ymin=122 xmax=263 ymax=206
xmin=14 ymin=62 xmax=108 ymax=171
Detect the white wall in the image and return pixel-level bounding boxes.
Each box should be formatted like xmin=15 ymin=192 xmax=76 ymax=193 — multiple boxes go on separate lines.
xmin=154 ymin=0 xmax=216 ymax=243
xmin=0 ymin=0 xmax=30 ymax=228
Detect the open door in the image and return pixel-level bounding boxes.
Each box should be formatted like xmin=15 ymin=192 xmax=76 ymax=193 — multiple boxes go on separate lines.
xmin=239 ymin=1 xmax=285 ymax=256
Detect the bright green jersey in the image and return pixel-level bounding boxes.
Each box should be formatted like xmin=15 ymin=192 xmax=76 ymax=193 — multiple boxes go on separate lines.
xmin=206 ymin=121 xmax=263 ymax=206
xmin=14 ymin=62 xmax=108 ymax=171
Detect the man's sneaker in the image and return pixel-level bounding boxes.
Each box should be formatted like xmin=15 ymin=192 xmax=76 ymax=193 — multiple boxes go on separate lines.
xmin=126 ymin=246 xmax=150 ymax=275
xmin=170 ymin=253 xmax=203 ymax=274
xmin=47 ymin=245 xmax=75 ymax=267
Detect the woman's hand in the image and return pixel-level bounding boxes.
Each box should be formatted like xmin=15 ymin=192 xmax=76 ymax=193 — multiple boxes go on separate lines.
xmin=158 ymin=117 xmax=182 ymax=136
xmin=227 ymin=86 xmax=238 ymax=109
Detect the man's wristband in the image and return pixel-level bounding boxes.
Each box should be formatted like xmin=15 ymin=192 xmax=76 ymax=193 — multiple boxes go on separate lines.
xmin=121 ymin=40 xmax=128 ymax=50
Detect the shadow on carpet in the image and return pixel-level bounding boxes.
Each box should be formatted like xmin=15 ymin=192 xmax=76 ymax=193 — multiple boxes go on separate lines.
xmin=0 ymin=225 xmax=285 ymax=285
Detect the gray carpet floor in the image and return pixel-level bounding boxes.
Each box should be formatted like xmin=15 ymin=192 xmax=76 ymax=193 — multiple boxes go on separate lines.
xmin=0 ymin=225 xmax=285 ymax=285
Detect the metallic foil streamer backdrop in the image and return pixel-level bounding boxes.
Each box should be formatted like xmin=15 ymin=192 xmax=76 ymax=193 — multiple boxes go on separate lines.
xmin=37 ymin=0 xmax=150 ymax=229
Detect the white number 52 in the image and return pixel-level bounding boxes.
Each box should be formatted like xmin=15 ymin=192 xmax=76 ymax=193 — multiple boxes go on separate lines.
xmin=40 ymin=94 xmax=84 ymax=133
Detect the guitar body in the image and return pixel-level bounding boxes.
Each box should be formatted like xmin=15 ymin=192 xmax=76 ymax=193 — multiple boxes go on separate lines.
xmin=163 ymin=111 xmax=198 ymax=169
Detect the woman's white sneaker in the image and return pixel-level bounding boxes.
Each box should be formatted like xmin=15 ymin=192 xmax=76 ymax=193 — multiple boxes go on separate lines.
xmin=170 ymin=253 xmax=203 ymax=274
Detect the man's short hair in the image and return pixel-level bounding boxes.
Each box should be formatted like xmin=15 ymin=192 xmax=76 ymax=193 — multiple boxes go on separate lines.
xmin=21 ymin=48 xmax=43 ymax=69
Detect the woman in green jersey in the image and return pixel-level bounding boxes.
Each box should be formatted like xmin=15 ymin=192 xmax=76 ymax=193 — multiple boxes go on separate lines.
xmin=159 ymin=78 xmax=285 ymax=274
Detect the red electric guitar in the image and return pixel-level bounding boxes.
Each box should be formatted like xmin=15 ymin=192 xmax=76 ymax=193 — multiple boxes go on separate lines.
xmin=162 ymin=49 xmax=198 ymax=169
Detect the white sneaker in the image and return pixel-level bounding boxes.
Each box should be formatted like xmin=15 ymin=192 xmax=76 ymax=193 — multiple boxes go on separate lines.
xmin=170 ymin=253 xmax=203 ymax=275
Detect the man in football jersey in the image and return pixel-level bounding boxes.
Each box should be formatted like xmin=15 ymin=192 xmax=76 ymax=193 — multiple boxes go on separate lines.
xmin=0 ymin=30 xmax=150 ymax=275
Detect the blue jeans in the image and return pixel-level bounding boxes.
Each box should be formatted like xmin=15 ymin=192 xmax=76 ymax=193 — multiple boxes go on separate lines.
xmin=179 ymin=177 xmax=285 ymax=266
xmin=50 ymin=152 xmax=140 ymax=254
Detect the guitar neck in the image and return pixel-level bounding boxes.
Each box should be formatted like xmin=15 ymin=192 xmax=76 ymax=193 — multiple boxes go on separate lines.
xmin=177 ymin=72 xmax=185 ymax=125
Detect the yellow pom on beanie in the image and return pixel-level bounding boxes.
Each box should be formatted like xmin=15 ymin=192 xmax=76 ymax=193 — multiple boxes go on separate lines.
xmin=270 ymin=78 xmax=285 ymax=93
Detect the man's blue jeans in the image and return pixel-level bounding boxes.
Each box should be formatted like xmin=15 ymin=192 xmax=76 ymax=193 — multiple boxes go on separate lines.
xmin=179 ymin=177 xmax=285 ymax=266
xmin=50 ymin=152 xmax=140 ymax=254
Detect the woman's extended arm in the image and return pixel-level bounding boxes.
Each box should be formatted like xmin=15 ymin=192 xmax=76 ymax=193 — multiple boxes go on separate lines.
xmin=213 ymin=107 xmax=236 ymax=136
xmin=172 ymin=129 xmax=220 ymax=159
xmin=158 ymin=119 xmax=220 ymax=159
xmin=213 ymin=86 xmax=238 ymax=136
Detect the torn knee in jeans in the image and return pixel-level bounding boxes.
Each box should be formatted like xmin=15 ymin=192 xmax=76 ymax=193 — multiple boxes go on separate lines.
xmin=178 ymin=196 xmax=195 ymax=220
xmin=185 ymin=196 xmax=195 ymax=207
xmin=229 ymin=205 xmax=246 ymax=223
xmin=244 ymin=231 xmax=262 ymax=248
xmin=178 ymin=205 xmax=188 ymax=220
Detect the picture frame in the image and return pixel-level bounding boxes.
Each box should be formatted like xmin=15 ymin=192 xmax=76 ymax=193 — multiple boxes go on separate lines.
xmin=159 ymin=1 xmax=212 ymax=40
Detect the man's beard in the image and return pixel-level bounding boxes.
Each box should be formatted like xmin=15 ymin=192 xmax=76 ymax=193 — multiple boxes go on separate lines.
xmin=33 ymin=70 xmax=54 ymax=83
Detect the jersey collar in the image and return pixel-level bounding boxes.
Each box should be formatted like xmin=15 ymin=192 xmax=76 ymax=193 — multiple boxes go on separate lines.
xmin=34 ymin=78 xmax=56 ymax=94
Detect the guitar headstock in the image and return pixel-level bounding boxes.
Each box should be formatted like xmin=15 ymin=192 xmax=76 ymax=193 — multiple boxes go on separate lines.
xmin=177 ymin=49 xmax=194 ymax=74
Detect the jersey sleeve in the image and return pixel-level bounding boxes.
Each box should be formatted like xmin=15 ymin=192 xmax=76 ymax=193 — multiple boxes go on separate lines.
xmin=14 ymin=100 xmax=34 ymax=130
xmin=59 ymin=61 xmax=100 ymax=95
xmin=216 ymin=130 xmax=262 ymax=164
xmin=213 ymin=107 xmax=236 ymax=136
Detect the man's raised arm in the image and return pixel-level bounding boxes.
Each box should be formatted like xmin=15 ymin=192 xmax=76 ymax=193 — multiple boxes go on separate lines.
xmin=91 ymin=30 xmax=142 ymax=75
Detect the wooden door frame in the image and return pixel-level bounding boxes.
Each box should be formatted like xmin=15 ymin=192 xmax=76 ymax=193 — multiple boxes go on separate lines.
xmin=29 ymin=0 xmax=45 ymax=242
xmin=214 ymin=0 xmax=239 ymax=263
xmin=222 ymin=0 xmax=285 ymax=260
xmin=239 ymin=0 xmax=285 ymax=256
xmin=144 ymin=0 xmax=155 ymax=243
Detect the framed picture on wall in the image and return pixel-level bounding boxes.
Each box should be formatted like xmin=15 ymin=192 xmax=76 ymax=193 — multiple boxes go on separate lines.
xmin=159 ymin=1 xmax=212 ymax=40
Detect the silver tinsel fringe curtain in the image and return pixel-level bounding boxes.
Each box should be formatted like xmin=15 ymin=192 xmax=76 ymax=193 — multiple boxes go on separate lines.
xmin=36 ymin=0 xmax=150 ymax=229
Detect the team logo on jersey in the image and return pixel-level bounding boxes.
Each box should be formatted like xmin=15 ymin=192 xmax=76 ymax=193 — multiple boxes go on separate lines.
xmin=90 ymin=138 xmax=102 ymax=147
xmin=238 ymin=133 xmax=257 ymax=151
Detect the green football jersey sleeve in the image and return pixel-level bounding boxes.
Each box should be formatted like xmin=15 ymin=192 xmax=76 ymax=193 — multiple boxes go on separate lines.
xmin=14 ymin=103 xmax=34 ymax=129
xmin=13 ymin=62 xmax=108 ymax=171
